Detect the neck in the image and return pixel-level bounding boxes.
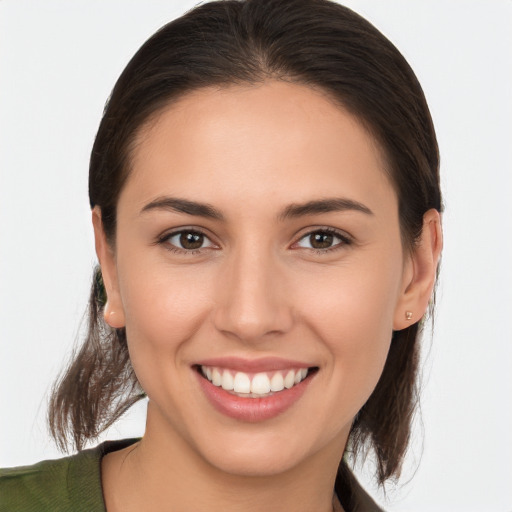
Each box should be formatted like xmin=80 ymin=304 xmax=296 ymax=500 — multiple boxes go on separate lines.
xmin=102 ymin=403 xmax=348 ymax=512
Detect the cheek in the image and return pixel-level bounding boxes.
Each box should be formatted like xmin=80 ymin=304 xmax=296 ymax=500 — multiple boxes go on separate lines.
xmin=116 ymin=264 xmax=220 ymax=433
xmin=299 ymin=261 xmax=400 ymax=336
xmin=116 ymin=255 xmax=214 ymax=368
xmin=296 ymin=260 xmax=402 ymax=397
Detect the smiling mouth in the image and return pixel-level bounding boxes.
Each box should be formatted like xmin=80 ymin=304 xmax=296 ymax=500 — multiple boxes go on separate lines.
xmin=196 ymin=365 xmax=318 ymax=398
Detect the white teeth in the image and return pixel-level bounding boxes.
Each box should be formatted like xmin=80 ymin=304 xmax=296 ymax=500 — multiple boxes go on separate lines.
xmin=201 ymin=366 xmax=310 ymax=395
xmin=221 ymin=370 xmax=234 ymax=390
xmin=270 ymin=372 xmax=285 ymax=392
xmin=212 ymin=368 xmax=222 ymax=386
xmin=284 ymin=370 xmax=295 ymax=389
xmin=251 ymin=373 xmax=271 ymax=394
xmin=233 ymin=372 xmax=251 ymax=393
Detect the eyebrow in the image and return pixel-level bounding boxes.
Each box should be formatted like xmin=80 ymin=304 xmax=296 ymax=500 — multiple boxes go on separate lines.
xmin=278 ymin=198 xmax=373 ymax=220
xmin=141 ymin=197 xmax=224 ymax=220
xmin=140 ymin=196 xmax=373 ymax=221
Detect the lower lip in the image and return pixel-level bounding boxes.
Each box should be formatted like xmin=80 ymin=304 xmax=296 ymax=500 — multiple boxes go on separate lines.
xmin=196 ymin=370 xmax=314 ymax=422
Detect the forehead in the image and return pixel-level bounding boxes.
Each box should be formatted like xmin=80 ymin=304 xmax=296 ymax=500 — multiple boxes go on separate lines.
xmin=124 ymin=81 xmax=395 ymax=217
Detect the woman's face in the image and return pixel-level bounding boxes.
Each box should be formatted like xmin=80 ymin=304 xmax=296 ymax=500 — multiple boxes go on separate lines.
xmin=97 ymin=81 xmax=417 ymax=476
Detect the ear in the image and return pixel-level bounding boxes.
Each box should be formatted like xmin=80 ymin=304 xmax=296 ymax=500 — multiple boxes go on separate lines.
xmin=393 ymin=208 xmax=443 ymax=330
xmin=92 ymin=207 xmax=126 ymax=329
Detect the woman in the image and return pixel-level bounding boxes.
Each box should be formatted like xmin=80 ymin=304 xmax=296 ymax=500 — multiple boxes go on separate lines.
xmin=0 ymin=0 xmax=442 ymax=510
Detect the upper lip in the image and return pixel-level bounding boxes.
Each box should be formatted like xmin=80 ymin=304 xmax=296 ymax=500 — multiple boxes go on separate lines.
xmin=195 ymin=356 xmax=315 ymax=373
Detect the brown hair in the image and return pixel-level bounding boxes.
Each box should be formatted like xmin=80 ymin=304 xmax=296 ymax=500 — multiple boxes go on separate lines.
xmin=49 ymin=0 xmax=441 ymax=489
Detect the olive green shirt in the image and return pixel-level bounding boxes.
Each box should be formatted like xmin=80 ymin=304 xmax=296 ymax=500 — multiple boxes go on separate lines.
xmin=0 ymin=439 xmax=383 ymax=511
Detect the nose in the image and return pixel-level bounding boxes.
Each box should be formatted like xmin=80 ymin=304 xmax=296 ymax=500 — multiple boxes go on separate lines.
xmin=212 ymin=245 xmax=294 ymax=343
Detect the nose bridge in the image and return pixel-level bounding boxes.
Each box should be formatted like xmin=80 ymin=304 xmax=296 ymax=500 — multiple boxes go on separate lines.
xmin=213 ymin=239 xmax=292 ymax=342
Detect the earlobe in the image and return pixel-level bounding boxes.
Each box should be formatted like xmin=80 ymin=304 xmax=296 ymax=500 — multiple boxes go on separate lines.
xmin=91 ymin=207 xmax=126 ymax=329
xmin=393 ymin=209 xmax=443 ymax=330
xmin=103 ymin=301 xmax=125 ymax=329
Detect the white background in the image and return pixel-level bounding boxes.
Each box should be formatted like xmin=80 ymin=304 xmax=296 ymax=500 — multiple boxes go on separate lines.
xmin=1 ymin=1 xmax=511 ymax=511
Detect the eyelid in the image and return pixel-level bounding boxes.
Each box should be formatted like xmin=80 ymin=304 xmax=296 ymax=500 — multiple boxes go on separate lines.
xmin=156 ymin=226 xmax=219 ymax=253
xmin=291 ymin=226 xmax=353 ymax=251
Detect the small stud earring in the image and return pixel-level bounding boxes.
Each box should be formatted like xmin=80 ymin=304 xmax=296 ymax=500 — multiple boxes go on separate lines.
xmin=405 ymin=311 xmax=413 ymax=321
xmin=103 ymin=303 xmax=115 ymax=323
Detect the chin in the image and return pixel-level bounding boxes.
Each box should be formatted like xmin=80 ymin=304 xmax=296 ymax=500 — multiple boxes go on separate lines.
xmin=204 ymin=446 xmax=307 ymax=478
xmin=190 ymin=426 xmax=328 ymax=478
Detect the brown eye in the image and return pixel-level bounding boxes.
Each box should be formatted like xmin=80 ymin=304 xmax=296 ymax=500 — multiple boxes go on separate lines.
xmin=165 ymin=230 xmax=214 ymax=251
xmin=180 ymin=232 xmax=204 ymax=249
xmin=309 ymin=232 xmax=334 ymax=249
xmin=295 ymin=229 xmax=349 ymax=251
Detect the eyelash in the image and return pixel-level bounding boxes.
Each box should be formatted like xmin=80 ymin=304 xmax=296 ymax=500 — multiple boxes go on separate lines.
xmin=157 ymin=229 xmax=215 ymax=255
xmin=156 ymin=227 xmax=352 ymax=255
xmin=293 ymin=227 xmax=352 ymax=254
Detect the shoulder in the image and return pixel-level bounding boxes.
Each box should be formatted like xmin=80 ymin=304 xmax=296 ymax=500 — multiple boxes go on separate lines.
xmin=1 ymin=455 xmax=79 ymax=511
xmin=0 ymin=441 xmax=131 ymax=512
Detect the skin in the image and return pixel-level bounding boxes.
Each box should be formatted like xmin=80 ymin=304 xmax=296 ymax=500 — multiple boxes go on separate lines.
xmin=94 ymin=81 xmax=442 ymax=512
